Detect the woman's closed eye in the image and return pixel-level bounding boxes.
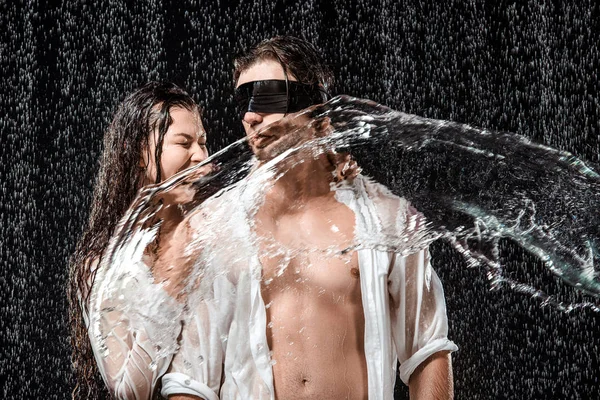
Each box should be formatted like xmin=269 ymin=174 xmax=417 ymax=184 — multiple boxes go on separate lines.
xmin=177 ymin=141 xmax=193 ymax=148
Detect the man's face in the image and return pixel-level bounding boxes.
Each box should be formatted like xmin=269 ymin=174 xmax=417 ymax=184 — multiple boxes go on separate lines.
xmin=236 ymin=59 xmax=298 ymax=154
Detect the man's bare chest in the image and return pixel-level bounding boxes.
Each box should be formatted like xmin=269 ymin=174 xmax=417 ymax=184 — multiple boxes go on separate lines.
xmin=255 ymin=198 xmax=362 ymax=295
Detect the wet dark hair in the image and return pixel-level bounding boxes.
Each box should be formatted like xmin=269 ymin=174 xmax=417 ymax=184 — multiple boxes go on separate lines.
xmin=233 ymin=35 xmax=334 ymax=92
xmin=67 ymin=81 xmax=198 ymax=399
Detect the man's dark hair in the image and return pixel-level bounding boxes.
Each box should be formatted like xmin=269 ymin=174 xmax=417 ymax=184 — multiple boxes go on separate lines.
xmin=234 ymin=36 xmax=334 ymax=93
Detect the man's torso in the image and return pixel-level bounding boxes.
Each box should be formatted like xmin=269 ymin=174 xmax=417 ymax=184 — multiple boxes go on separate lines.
xmin=255 ymin=191 xmax=369 ymax=400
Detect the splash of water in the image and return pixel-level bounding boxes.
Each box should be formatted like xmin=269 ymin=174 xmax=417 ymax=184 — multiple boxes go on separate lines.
xmin=314 ymin=96 xmax=600 ymax=310
xmin=95 ymin=95 xmax=600 ymax=348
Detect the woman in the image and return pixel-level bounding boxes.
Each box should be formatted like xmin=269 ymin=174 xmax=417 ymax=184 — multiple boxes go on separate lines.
xmin=68 ymin=81 xmax=210 ymax=400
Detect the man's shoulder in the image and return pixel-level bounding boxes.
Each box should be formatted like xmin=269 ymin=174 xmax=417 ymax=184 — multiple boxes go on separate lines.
xmin=200 ymin=182 xmax=246 ymax=211
xmin=352 ymin=175 xmax=412 ymax=216
xmin=343 ymin=175 xmax=430 ymax=246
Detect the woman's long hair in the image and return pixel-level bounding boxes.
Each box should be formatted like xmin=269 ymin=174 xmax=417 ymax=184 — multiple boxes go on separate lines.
xmin=67 ymin=81 xmax=197 ymax=399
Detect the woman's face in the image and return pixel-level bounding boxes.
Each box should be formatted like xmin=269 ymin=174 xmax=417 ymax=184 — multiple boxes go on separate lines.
xmin=142 ymin=106 xmax=209 ymax=184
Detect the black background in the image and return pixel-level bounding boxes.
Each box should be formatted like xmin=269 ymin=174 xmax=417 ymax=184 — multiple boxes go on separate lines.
xmin=1 ymin=0 xmax=599 ymax=398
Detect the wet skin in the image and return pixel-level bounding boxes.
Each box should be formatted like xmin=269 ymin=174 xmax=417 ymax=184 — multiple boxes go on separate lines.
xmin=141 ymin=106 xmax=208 ymax=186
xmin=237 ymin=60 xmax=369 ymax=399
xmin=164 ymin=60 xmax=452 ymax=400
xmin=140 ymin=107 xmax=212 ymax=300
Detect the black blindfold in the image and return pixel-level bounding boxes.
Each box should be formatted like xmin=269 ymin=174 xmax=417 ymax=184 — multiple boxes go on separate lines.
xmin=234 ymin=79 xmax=329 ymax=118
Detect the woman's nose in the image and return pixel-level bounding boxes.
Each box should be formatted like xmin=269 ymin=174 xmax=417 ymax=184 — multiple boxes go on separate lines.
xmin=190 ymin=143 xmax=208 ymax=163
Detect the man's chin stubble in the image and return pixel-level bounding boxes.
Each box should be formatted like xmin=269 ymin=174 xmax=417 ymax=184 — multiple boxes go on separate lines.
xmin=254 ymin=130 xmax=305 ymax=163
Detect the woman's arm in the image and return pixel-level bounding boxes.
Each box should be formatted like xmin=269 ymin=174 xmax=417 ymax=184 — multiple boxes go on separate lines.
xmin=87 ymin=229 xmax=186 ymax=399
xmin=89 ymin=304 xmax=175 ymax=399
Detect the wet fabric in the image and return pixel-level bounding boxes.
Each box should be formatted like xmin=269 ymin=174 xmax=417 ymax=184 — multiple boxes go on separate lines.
xmin=86 ymin=238 xmax=226 ymax=399
xmin=161 ymin=175 xmax=457 ymax=399
xmin=86 ymin=234 xmax=185 ymax=400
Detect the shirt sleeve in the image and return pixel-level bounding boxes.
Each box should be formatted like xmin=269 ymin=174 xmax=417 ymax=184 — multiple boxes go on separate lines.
xmin=388 ymin=247 xmax=458 ymax=385
xmin=160 ymin=306 xmax=221 ymax=400
xmin=160 ymin=274 xmax=235 ymax=400
xmin=87 ymin=254 xmax=185 ymax=400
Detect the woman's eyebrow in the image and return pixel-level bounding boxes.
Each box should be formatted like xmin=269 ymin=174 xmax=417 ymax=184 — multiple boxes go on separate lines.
xmin=173 ymin=132 xmax=194 ymax=140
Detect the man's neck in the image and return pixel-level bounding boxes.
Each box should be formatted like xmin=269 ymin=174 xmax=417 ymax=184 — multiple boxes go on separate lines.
xmin=265 ymin=152 xmax=335 ymax=212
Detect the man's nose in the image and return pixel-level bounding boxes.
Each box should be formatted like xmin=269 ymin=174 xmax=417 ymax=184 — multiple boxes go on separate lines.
xmin=243 ymin=111 xmax=263 ymax=127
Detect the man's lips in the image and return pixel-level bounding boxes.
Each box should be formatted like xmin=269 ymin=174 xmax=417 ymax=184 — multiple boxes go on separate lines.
xmin=250 ymin=132 xmax=277 ymax=149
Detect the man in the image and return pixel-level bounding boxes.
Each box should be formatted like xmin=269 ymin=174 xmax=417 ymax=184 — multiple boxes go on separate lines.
xmin=161 ymin=36 xmax=457 ymax=399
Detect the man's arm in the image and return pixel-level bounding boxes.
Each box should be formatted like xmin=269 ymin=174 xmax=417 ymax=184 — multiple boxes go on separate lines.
xmin=409 ymin=351 xmax=454 ymax=400
xmin=387 ymin=246 xmax=457 ymax=396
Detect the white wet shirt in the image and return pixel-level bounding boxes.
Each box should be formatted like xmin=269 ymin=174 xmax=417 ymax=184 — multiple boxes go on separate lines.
xmin=86 ymin=223 xmax=188 ymax=399
xmin=161 ymin=175 xmax=458 ymax=399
